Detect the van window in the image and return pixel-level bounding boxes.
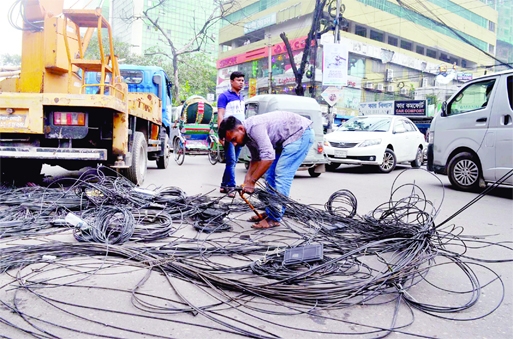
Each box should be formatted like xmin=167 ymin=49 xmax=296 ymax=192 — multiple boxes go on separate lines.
xmin=508 ymin=76 xmax=513 ymax=110
xmin=449 ymin=79 xmax=495 ymax=115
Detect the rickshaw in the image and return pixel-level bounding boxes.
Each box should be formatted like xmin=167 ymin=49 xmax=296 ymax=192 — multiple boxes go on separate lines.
xmin=170 ymin=96 xmax=223 ymax=165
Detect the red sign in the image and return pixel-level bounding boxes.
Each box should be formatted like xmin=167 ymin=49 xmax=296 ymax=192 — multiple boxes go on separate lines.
xmin=217 ymin=36 xmax=312 ymax=69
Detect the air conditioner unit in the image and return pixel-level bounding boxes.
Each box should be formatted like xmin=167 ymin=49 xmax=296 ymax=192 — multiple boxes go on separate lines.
xmin=376 ymin=83 xmax=384 ymax=91
xmin=386 ymin=85 xmax=394 ymax=92
xmin=386 ymin=69 xmax=394 ymax=82
xmin=421 ymin=78 xmax=428 ymax=88
xmin=364 ymin=82 xmax=374 ymax=90
xmin=400 ymin=87 xmax=409 ymax=96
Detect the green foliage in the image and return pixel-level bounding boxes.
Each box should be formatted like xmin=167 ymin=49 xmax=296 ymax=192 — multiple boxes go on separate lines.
xmin=1 ymin=54 xmax=21 ymax=66
xmin=176 ymin=53 xmax=216 ymax=102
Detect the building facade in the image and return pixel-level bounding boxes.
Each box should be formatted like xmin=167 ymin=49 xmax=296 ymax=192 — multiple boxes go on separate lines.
xmin=109 ymin=0 xmax=219 ymax=57
xmin=216 ymin=0 xmax=499 ymax=116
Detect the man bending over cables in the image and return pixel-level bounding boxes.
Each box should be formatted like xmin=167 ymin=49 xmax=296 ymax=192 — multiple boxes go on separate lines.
xmin=218 ymin=111 xmax=314 ymax=229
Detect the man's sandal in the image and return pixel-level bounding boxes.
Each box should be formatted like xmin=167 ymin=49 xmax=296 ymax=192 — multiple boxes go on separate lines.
xmin=247 ymin=213 xmax=267 ymax=222
xmin=252 ymin=218 xmax=280 ymax=229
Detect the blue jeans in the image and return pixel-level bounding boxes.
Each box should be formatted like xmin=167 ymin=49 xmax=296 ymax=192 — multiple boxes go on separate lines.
xmin=265 ymin=128 xmax=314 ymax=221
xmin=221 ymin=141 xmax=242 ymax=189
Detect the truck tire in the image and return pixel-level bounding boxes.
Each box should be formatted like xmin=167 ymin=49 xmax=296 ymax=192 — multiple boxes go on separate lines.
xmin=410 ymin=147 xmax=423 ymax=168
xmin=448 ymin=152 xmax=481 ymax=191
xmin=125 ymin=132 xmax=147 ymax=185
xmin=378 ymin=148 xmax=396 ymax=173
xmin=308 ymin=167 xmax=321 ymax=177
xmin=156 ymin=134 xmax=170 ymax=169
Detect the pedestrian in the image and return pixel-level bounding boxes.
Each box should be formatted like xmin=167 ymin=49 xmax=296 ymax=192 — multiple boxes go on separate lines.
xmin=218 ymin=111 xmax=314 ymax=229
xmin=217 ymin=71 xmax=245 ymax=198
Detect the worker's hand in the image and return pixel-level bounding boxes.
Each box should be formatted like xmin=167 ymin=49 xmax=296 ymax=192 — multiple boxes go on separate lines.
xmin=241 ymin=182 xmax=255 ymax=195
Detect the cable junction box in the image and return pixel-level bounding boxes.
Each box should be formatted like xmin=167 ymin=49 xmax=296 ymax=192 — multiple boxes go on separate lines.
xmin=283 ymin=244 xmax=323 ymax=265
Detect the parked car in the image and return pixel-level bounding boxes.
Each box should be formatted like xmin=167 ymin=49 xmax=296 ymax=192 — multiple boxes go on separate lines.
xmin=323 ymin=115 xmax=426 ymax=173
xmin=239 ymin=94 xmax=328 ymax=177
xmin=428 ymin=70 xmax=513 ymax=191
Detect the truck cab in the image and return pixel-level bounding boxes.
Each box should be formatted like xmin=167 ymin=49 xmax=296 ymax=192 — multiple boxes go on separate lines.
xmin=239 ymin=94 xmax=328 ymax=177
xmin=427 ymin=70 xmax=513 ymax=191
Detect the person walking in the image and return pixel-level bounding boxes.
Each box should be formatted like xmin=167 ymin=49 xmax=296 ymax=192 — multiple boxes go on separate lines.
xmin=218 ymin=111 xmax=314 ymax=228
xmin=217 ymin=71 xmax=245 ymax=197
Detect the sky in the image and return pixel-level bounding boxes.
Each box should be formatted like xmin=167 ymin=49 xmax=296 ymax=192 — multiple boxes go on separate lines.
xmin=0 ymin=0 xmax=22 ymax=56
xmin=0 ymin=0 xmax=102 ymax=57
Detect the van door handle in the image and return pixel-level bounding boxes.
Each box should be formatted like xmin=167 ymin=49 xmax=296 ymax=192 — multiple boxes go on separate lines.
xmin=476 ymin=117 xmax=487 ymax=123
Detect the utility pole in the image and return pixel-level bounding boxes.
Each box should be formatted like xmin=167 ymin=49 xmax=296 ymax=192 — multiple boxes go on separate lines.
xmin=327 ymin=0 xmax=342 ymax=133
xmin=268 ymin=34 xmax=272 ymax=94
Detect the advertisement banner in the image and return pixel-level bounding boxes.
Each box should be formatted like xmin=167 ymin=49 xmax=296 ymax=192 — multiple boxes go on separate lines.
xmin=322 ymin=43 xmax=348 ymax=86
xmin=249 ymin=78 xmax=257 ymax=98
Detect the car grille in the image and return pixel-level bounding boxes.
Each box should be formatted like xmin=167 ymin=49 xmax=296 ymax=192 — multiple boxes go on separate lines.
xmin=329 ymin=141 xmax=357 ymax=148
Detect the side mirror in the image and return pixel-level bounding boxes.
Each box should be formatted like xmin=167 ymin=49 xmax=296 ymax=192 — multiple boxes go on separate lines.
xmin=441 ymin=101 xmax=448 ymax=117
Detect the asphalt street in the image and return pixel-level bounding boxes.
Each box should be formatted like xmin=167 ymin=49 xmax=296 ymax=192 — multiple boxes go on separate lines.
xmin=0 ymin=157 xmax=511 ymax=338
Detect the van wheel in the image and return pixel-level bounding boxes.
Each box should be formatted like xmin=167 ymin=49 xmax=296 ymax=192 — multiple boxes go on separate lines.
xmin=124 ymin=132 xmax=147 ymax=185
xmin=378 ymin=149 xmax=396 ymax=173
xmin=326 ymin=163 xmax=340 ymax=171
xmin=410 ymin=147 xmax=423 ymax=168
xmin=308 ymin=167 xmax=321 ymax=177
xmin=448 ymin=152 xmax=481 ymax=191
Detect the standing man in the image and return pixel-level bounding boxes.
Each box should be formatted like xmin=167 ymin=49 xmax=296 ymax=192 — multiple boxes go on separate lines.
xmin=218 ymin=111 xmax=314 ymax=229
xmin=217 ymin=71 xmax=245 ymax=198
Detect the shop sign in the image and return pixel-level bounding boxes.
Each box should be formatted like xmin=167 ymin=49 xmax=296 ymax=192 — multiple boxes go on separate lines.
xmin=359 ymin=101 xmax=394 ymax=115
xmin=394 ymin=100 xmax=427 ymax=116
xmin=244 ymin=13 xmax=276 ymax=34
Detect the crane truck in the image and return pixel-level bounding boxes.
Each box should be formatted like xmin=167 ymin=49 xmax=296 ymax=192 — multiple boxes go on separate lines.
xmin=0 ymin=0 xmax=171 ymax=185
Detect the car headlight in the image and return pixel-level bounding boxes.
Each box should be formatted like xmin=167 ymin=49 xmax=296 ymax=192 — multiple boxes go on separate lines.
xmin=323 ymin=139 xmax=330 ymax=146
xmin=358 ymin=138 xmax=382 ymax=147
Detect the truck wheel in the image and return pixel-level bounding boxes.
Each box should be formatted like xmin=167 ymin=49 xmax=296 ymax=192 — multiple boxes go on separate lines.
xmin=308 ymin=167 xmax=321 ymax=177
xmin=156 ymin=134 xmax=170 ymax=169
xmin=410 ymin=147 xmax=423 ymax=168
xmin=326 ymin=162 xmax=340 ymax=171
xmin=448 ymin=152 xmax=481 ymax=191
xmin=125 ymin=132 xmax=147 ymax=185
xmin=378 ymin=149 xmax=396 ymax=173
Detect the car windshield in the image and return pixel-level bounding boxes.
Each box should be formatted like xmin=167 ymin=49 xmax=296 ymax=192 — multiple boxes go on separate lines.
xmin=337 ymin=117 xmax=391 ymax=132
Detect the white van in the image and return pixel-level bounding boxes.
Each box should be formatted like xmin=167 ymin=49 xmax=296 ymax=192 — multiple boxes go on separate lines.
xmin=427 ymin=70 xmax=513 ymax=191
xmin=239 ymin=94 xmax=328 ymax=177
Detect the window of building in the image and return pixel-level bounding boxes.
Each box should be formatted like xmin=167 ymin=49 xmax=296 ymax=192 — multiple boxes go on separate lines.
xmin=416 ymin=45 xmax=424 ymax=55
xmin=370 ymin=30 xmax=383 ymax=42
xmin=489 ymin=21 xmax=495 ymax=32
xmin=440 ymin=53 xmax=450 ymax=62
xmin=489 ymin=44 xmax=495 ymax=54
xmin=400 ymin=40 xmax=412 ymax=51
xmin=355 ymin=25 xmax=367 ymax=37
xmin=426 ymin=49 xmax=437 ymax=58
xmin=388 ymin=36 xmax=398 ymax=46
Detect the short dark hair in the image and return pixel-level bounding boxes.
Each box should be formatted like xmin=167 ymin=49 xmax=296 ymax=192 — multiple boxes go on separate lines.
xmin=230 ymin=71 xmax=245 ymax=81
xmin=218 ymin=116 xmax=242 ymax=140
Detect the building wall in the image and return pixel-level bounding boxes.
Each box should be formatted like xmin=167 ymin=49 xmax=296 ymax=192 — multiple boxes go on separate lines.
xmin=111 ymin=0 xmax=219 ymax=57
xmin=216 ymin=0 xmax=499 ymax=113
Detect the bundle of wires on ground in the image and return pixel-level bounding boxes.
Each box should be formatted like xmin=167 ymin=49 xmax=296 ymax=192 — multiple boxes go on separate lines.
xmin=0 ymin=167 xmax=511 ymax=339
